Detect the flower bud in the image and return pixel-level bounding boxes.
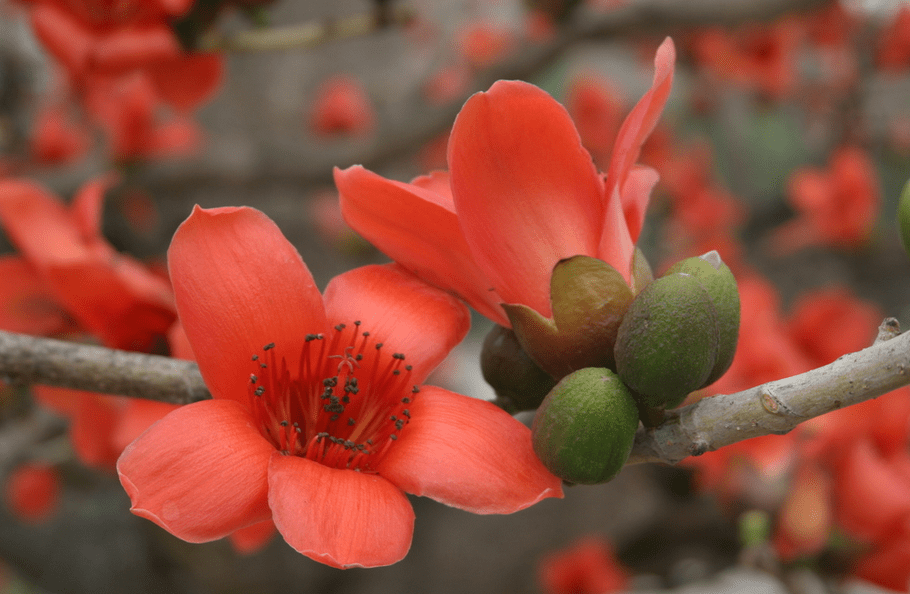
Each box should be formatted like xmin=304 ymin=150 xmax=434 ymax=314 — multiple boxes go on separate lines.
xmin=532 ymin=367 xmax=639 ymax=485
xmin=480 ymin=325 xmax=557 ymax=412
xmin=666 ymin=250 xmax=740 ymax=387
xmin=504 ymin=256 xmax=634 ymax=380
xmin=614 ymin=273 xmax=719 ymax=408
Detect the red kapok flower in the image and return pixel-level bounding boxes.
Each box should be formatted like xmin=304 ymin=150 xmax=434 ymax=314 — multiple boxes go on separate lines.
xmin=335 ymin=38 xmax=674 ymax=328
xmin=309 ymin=75 xmax=376 ymax=137
xmin=537 ymin=535 xmax=629 ymax=594
xmin=116 ymin=206 xmax=562 ymax=569
xmin=5 ymin=463 xmax=61 ymax=523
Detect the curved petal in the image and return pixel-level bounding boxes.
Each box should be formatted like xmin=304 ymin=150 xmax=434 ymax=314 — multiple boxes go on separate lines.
xmin=168 ymin=206 xmax=327 ymax=403
xmin=148 ymin=53 xmax=224 ymax=113
xmin=322 ymin=263 xmax=470 ymax=384
xmin=70 ymin=394 xmax=123 ymax=469
xmin=69 ymin=174 xmax=119 ymax=254
xmin=448 ymin=80 xmax=604 ymax=318
xmin=335 ymin=166 xmax=508 ymax=326
xmin=619 ymin=165 xmax=659 ymax=244
xmin=604 ymin=38 xmax=675 ymax=198
xmin=117 ymin=399 xmax=274 ymax=542
xmin=30 ymin=2 xmax=93 ymax=76
xmin=377 ymin=385 xmax=563 ymax=514
xmin=268 ymin=453 xmax=414 ymax=568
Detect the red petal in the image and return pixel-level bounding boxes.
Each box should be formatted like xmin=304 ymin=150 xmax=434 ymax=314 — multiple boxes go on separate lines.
xmin=117 ymin=399 xmax=274 ymax=542
xmin=0 ymin=255 xmax=70 ymax=336
xmin=448 ymin=80 xmax=604 ymax=318
xmin=599 ymin=38 xmax=673 ymax=263
xmin=335 ymin=166 xmax=507 ymax=325
xmin=619 ymin=165 xmax=659 ymax=243
xmin=377 ymin=386 xmax=563 ymax=513
xmin=167 ymin=206 xmax=327 ymax=403
xmin=70 ymin=394 xmax=123 ymax=468
xmin=0 ymin=179 xmax=91 ymax=268
xmin=148 ymin=53 xmax=224 ymax=112
xmin=69 ymin=174 xmax=119 ymax=252
xmin=604 ymin=37 xmax=675 ymax=199
xmin=268 ymin=454 xmax=414 ymax=568
xmin=322 ymin=263 xmax=470 ymax=384
xmin=92 ymin=24 xmax=181 ymax=73
xmin=30 ymin=2 xmax=93 ymax=77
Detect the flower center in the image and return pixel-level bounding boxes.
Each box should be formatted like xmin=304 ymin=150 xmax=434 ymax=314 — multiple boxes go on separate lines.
xmin=245 ymin=322 xmax=417 ymax=472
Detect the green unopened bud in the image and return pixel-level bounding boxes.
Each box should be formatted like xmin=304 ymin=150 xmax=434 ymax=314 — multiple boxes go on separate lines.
xmin=614 ymin=273 xmax=719 ymax=408
xmin=480 ymin=325 xmax=557 ymax=412
xmin=666 ymin=251 xmax=740 ymax=387
xmin=505 ymin=256 xmax=633 ymax=380
xmin=532 ymin=367 xmax=639 ymax=485
xmin=898 ymin=179 xmax=910 ymax=259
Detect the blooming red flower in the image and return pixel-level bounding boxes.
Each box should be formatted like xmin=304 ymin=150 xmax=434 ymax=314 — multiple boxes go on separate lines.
xmin=878 ymin=5 xmax=910 ymax=71
xmin=537 ymin=535 xmax=629 ymax=594
xmin=335 ymin=38 xmax=674 ymax=327
xmin=116 ymin=206 xmax=563 ymax=568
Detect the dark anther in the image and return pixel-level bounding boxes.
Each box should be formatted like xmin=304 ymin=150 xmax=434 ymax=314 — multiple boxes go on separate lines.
xmin=280 ymin=420 xmax=289 ymax=427
xmin=390 ymin=415 xmax=397 ymax=421
xmin=335 ymin=324 xmax=346 ymax=331
xmin=395 ymin=419 xmax=404 ymax=430
xmin=254 ymin=386 xmax=265 ymax=396
xmin=260 ymin=363 xmax=267 ymax=369
xmin=402 ymin=397 xmax=411 ymax=404
xmin=348 ymin=418 xmax=355 ymax=426
xmin=390 ymin=434 xmax=398 ymax=440
xmin=392 ymin=353 xmax=405 ymax=360
xmin=412 ymin=385 xmax=421 ymax=393
xmin=305 ymin=334 xmax=318 ymax=342
xmin=341 ymin=396 xmax=350 ymax=404
xmin=405 ymin=365 xmax=412 ymax=371
xmin=250 ymin=374 xmax=258 ymax=383
xmin=402 ymin=409 xmax=410 ymax=418
xmin=354 ymin=321 xmax=361 ymax=326
xmin=331 ymin=414 xmax=340 ymax=421
xmin=252 ymin=355 xmax=259 ymax=361
xmin=355 ymin=354 xmax=363 ymax=361
xmin=263 ymin=343 xmax=275 ymax=351
xmin=393 ymin=369 xmax=400 ymax=376
xmin=323 ymin=377 xmax=338 ymax=387
xmin=375 ymin=343 xmax=384 ymax=349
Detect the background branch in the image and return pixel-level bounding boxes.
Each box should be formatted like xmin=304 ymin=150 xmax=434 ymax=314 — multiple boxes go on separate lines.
xmin=2 ymin=319 xmax=907 ymax=466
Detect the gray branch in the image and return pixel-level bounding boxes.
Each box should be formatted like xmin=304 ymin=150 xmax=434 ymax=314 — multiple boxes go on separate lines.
xmin=0 ymin=331 xmax=210 ymax=405
xmin=2 ymin=318 xmax=906 ymax=467
xmin=628 ymin=319 xmax=910 ymax=465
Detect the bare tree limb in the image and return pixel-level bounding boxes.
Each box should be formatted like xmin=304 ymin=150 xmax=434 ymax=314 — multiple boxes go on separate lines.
xmin=1 ymin=317 xmax=908 ymax=467
xmin=0 ymin=331 xmax=210 ymax=405
xmin=627 ymin=318 xmax=909 ymax=465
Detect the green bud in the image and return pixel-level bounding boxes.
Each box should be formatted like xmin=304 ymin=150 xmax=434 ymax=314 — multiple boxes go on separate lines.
xmin=614 ymin=273 xmax=719 ymax=408
xmin=480 ymin=325 xmax=557 ymax=412
xmin=898 ymin=178 xmax=910 ymax=259
xmin=666 ymin=251 xmax=740 ymax=387
xmin=532 ymin=367 xmax=639 ymax=485
xmin=505 ymin=256 xmax=633 ymax=380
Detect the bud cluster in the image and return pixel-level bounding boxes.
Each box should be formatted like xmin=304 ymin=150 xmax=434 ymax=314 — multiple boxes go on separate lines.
xmin=481 ymin=250 xmax=741 ymax=484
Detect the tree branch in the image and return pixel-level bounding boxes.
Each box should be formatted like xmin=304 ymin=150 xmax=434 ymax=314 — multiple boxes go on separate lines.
xmin=627 ymin=319 xmax=909 ymax=465
xmin=2 ymin=318 xmax=905 ymax=467
xmin=0 ymin=331 xmax=210 ymax=405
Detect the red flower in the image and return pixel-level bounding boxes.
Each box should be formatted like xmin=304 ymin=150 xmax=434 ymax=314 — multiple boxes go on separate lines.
xmin=537 ymin=535 xmax=629 ymax=594
xmin=309 ymin=75 xmax=376 ymax=137
xmin=5 ymin=463 xmax=61 ymax=523
xmin=771 ymin=146 xmax=880 ymax=253
xmin=335 ymin=39 xmax=674 ymax=327
xmin=116 ymin=206 xmax=562 ymax=568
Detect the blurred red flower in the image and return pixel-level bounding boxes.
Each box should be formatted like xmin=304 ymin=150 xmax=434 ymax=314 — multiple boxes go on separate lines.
xmin=4 ymin=463 xmax=61 ymax=523
xmin=771 ymin=146 xmax=880 ymax=254
xmin=538 ymin=535 xmax=629 ymax=594
xmin=309 ymin=75 xmax=376 ymax=138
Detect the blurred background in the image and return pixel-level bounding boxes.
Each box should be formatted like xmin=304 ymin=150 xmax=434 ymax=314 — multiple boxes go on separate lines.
xmin=1 ymin=0 xmax=910 ymax=592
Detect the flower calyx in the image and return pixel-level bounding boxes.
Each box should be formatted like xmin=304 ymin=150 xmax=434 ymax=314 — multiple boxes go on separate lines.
xmin=504 ymin=252 xmax=652 ymax=381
